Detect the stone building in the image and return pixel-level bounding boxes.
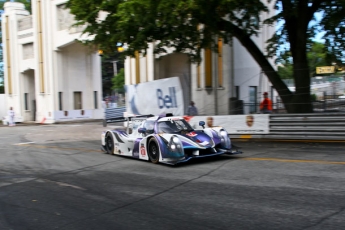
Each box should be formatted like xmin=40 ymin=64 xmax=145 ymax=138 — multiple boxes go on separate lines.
xmin=2 ymin=1 xmax=103 ymax=123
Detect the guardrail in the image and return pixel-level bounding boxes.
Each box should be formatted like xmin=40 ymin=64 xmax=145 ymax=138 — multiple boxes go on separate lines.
xmin=265 ymin=113 xmax=345 ymax=140
xmin=103 ymin=107 xmax=126 ymax=127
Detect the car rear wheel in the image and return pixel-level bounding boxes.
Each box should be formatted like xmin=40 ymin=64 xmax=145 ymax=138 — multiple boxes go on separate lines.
xmin=105 ymin=132 xmax=115 ymax=155
xmin=148 ymin=138 xmax=160 ymax=164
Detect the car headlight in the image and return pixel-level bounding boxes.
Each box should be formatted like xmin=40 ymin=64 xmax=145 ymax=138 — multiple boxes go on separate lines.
xmin=219 ymin=129 xmax=231 ymax=149
xmin=220 ymin=131 xmax=227 ymax=137
xmin=172 ymin=137 xmax=180 ymax=143
xmin=168 ymin=135 xmax=184 ymax=156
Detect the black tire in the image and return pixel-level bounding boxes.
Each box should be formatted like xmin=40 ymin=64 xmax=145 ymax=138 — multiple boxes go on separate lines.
xmin=105 ymin=132 xmax=115 ymax=155
xmin=148 ymin=138 xmax=160 ymax=164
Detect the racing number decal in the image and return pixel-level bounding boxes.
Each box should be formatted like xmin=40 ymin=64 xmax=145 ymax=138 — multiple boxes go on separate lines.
xmin=140 ymin=144 xmax=146 ymax=157
xmin=186 ymin=131 xmax=198 ymax=137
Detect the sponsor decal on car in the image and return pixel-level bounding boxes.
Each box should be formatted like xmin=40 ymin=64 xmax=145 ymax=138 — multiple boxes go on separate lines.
xmin=140 ymin=144 xmax=146 ymax=157
xmin=199 ymin=141 xmax=209 ymax=146
xmin=186 ymin=132 xmax=198 ymax=137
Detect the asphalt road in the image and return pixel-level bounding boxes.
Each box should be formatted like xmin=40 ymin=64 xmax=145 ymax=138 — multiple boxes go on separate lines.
xmin=0 ymin=122 xmax=345 ymax=230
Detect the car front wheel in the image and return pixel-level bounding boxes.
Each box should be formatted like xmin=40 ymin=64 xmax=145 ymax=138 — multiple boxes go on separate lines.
xmin=148 ymin=138 xmax=160 ymax=164
xmin=105 ymin=132 xmax=115 ymax=155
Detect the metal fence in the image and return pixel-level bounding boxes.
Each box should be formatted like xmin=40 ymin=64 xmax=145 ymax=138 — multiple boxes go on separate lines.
xmin=227 ymin=112 xmax=345 ymax=141
xmin=265 ymin=112 xmax=345 ymax=140
xmin=238 ymin=98 xmax=345 ymax=114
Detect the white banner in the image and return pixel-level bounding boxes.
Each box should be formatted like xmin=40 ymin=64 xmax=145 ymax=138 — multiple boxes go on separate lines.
xmin=52 ymin=110 xmax=93 ymax=121
xmin=126 ymin=77 xmax=184 ymax=115
xmin=184 ymin=114 xmax=269 ymax=134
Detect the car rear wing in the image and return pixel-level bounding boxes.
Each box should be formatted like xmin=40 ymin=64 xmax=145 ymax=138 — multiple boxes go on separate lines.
xmin=103 ymin=114 xmax=154 ymax=127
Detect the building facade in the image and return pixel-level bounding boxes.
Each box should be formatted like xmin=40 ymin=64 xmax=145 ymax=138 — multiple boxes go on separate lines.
xmin=2 ymin=1 xmax=103 ymax=123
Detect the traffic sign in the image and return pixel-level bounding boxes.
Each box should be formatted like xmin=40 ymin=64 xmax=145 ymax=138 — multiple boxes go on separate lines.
xmin=316 ymin=66 xmax=335 ymax=74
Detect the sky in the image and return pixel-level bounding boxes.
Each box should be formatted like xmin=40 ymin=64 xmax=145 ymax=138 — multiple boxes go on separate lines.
xmin=311 ymin=12 xmax=326 ymax=43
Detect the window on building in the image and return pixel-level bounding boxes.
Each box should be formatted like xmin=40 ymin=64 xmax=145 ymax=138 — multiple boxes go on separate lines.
xmin=197 ymin=64 xmax=201 ymax=88
xmin=249 ymin=86 xmax=257 ymax=113
xmin=235 ymin=86 xmax=240 ymax=99
xmin=135 ymin=51 xmax=140 ymax=84
xmin=74 ymin=91 xmax=82 ymax=110
xmin=24 ymin=93 xmax=29 ymax=110
xmin=94 ymin=91 xmax=98 ymax=109
xmin=23 ymin=43 xmax=34 ymax=60
xmin=218 ymin=38 xmax=223 ymax=87
xmin=204 ymin=48 xmax=212 ymax=88
xmin=58 ymin=92 xmax=63 ymax=110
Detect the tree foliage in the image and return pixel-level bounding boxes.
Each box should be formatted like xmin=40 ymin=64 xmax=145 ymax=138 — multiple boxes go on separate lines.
xmin=111 ymin=68 xmax=125 ymax=93
xmin=100 ymin=52 xmax=125 ymax=97
xmin=278 ymin=42 xmax=333 ymax=79
xmin=67 ymin=0 xmax=345 ymax=113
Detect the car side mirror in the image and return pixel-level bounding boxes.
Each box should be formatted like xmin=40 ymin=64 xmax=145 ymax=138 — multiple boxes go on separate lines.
xmin=199 ymin=121 xmax=205 ymax=129
xmin=138 ymin=128 xmax=147 ymax=134
xmin=138 ymin=128 xmax=146 ymax=133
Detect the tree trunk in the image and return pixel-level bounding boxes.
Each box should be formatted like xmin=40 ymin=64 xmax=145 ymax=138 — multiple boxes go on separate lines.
xmin=230 ymin=25 xmax=296 ymax=112
xmin=283 ymin=0 xmax=313 ymax=113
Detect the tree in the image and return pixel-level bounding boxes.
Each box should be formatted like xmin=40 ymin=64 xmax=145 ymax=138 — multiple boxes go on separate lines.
xmin=99 ymin=52 xmax=125 ymax=97
xmin=278 ymin=42 xmax=331 ymax=79
xmin=0 ymin=83 xmax=4 ymax=93
xmin=0 ymin=0 xmax=31 ymax=93
xmin=111 ymin=68 xmax=125 ymax=94
xmin=66 ymin=0 xmax=345 ymax=113
xmin=308 ymin=42 xmax=329 ymax=77
xmin=0 ymin=0 xmax=31 ymax=13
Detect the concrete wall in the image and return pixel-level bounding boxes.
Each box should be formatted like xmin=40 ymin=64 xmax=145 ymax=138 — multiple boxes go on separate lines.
xmin=0 ymin=94 xmax=8 ymax=119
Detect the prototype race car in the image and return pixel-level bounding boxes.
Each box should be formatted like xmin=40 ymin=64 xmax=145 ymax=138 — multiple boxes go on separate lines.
xmin=101 ymin=114 xmax=242 ymax=165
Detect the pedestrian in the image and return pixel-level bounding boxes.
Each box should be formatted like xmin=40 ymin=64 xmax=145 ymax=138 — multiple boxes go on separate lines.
xmin=260 ymin=92 xmax=273 ymax=114
xmin=187 ymin=101 xmax=198 ymax=116
xmin=8 ymin=107 xmax=15 ymax=126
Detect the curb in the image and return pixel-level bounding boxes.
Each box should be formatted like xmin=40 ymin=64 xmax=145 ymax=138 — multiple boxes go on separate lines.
xmin=0 ymin=119 xmax=104 ymax=128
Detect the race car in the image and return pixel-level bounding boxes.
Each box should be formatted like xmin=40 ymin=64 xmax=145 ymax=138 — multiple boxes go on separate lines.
xmin=101 ymin=114 xmax=242 ymax=165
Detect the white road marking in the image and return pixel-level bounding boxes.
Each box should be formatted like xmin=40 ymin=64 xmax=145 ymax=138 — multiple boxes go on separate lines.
xmin=37 ymin=179 xmax=86 ymax=190
xmin=0 ymin=178 xmax=35 ymax=188
xmin=14 ymin=142 xmax=35 ymax=145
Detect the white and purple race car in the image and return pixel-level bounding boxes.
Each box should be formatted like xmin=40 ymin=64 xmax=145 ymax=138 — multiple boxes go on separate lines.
xmin=101 ymin=114 xmax=242 ymax=165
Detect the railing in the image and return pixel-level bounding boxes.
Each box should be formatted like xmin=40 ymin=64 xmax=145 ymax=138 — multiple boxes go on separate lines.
xmin=238 ymin=99 xmax=345 ymax=114
xmin=103 ymin=107 xmax=126 ymax=127
xmin=266 ymin=113 xmax=345 ymax=140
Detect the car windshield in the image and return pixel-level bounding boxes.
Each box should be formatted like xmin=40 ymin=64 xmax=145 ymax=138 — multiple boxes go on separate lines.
xmin=157 ymin=119 xmax=194 ymax=133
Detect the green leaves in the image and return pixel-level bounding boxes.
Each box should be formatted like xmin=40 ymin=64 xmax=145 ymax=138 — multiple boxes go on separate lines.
xmin=111 ymin=68 xmax=125 ymax=92
xmin=66 ymin=0 xmax=268 ymax=61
